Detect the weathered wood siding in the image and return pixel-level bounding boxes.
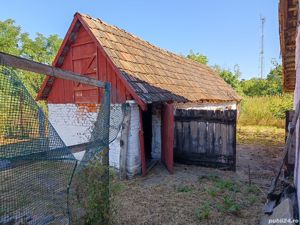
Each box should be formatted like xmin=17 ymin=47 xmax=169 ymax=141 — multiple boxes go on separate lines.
xmin=174 ymin=109 xmax=237 ymax=170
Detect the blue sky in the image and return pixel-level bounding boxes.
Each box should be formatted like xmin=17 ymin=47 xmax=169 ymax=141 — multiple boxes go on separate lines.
xmin=0 ymin=0 xmax=280 ymax=79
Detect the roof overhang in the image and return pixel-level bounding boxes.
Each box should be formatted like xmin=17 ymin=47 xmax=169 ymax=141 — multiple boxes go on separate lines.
xmin=279 ymin=0 xmax=299 ymax=92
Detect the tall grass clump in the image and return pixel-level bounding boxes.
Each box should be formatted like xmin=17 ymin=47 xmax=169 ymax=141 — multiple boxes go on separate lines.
xmin=238 ymin=94 xmax=293 ymax=128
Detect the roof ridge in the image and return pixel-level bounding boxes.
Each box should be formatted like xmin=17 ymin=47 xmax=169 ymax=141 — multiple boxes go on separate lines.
xmin=77 ymin=12 xmax=216 ymax=73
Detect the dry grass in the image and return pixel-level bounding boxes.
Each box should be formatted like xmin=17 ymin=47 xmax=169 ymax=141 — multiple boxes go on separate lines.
xmin=238 ymin=95 xmax=293 ymax=128
xmin=109 ymin=126 xmax=284 ymax=225
xmin=237 ymin=125 xmax=285 ymax=146
xmin=110 ymin=164 xmax=266 ymax=225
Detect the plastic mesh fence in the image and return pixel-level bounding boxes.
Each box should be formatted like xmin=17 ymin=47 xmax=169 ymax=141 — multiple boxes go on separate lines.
xmin=0 ymin=66 xmax=120 ymax=225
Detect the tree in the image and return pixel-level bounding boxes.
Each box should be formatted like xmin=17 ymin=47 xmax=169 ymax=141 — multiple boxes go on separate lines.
xmin=187 ymin=50 xmax=208 ymax=65
xmin=186 ymin=51 xmax=244 ymax=92
xmin=240 ymin=78 xmax=269 ymax=96
xmin=0 ymin=19 xmax=62 ymax=97
xmin=240 ymin=60 xmax=283 ymax=97
xmin=266 ymin=60 xmax=283 ymax=95
xmin=213 ymin=65 xmax=242 ymax=91
xmin=0 ymin=19 xmax=21 ymax=55
xmin=19 ymin=32 xmax=62 ymax=94
xmin=187 ymin=50 xmax=283 ymax=97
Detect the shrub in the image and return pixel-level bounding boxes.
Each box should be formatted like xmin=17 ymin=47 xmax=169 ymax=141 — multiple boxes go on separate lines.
xmin=71 ymin=151 xmax=110 ymax=225
xmin=238 ymin=94 xmax=293 ymax=128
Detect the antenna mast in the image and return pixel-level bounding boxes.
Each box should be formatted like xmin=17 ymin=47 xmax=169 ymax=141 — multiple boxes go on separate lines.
xmin=259 ymin=15 xmax=266 ymax=79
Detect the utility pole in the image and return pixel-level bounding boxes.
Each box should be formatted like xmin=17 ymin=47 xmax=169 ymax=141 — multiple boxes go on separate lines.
xmin=259 ymin=15 xmax=266 ymax=79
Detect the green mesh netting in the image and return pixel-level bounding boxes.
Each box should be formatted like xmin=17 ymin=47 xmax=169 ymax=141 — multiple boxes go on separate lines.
xmin=0 ymin=66 xmax=114 ymax=225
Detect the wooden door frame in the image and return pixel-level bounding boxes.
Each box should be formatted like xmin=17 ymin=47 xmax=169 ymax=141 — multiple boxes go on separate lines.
xmin=161 ymin=102 xmax=174 ymax=174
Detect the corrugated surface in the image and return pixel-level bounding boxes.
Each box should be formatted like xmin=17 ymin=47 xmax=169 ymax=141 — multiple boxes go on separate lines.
xmin=79 ymin=13 xmax=241 ymax=103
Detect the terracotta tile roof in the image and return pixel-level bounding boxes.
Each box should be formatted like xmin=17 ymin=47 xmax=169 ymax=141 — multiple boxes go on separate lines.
xmin=79 ymin=13 xmax=241 ymax=103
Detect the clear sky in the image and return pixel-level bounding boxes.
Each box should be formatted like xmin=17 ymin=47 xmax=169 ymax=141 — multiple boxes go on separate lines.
xmin=0 ymin=0 xmax=280 ymax=80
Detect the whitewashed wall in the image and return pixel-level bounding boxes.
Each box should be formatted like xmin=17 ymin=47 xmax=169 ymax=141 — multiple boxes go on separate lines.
xmin=126 ymin=101 xmax=141 ymax=178
xmin=48 ymin=104 xmax=97 ymax=146
xmin=175 ymin=101 xmax=237 ymax=110
xmin=48 ymin=102 xmax=142 ymax=177
xmin=152 ymin=105 xmax=162 ymax=159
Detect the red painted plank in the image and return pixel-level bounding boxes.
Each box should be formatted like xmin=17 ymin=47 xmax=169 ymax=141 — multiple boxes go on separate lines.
xmin=117 ymin=78 xmax=126 ymax=103
xmin=139 ymin=109 xmax=147 ymax=176
xmin=98 ymin=49 xmax=106 ymax=82
xmin=112 ymin=71 xmax=117 ymax=103
xmin=61 ymin=49 xmax=74 ymax=103
xmin=161 ymin=103 xmax=174 ymax=174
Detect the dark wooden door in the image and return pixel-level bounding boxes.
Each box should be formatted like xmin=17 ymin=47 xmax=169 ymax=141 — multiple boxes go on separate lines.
xmin=161 ymin=103 xmax=174 ymax=173
xmin=174 ymin=109 xmax=237 ymax=171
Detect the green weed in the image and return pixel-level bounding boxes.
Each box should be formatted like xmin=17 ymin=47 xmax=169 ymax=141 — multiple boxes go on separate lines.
xmin=246 ymin=185 xmax=260 ymax=194
xmin=221 ymin=195 xmax=241 ymax=215
xmin=203 ymin=202 xmax=211 ymax=219
xmin=215 ymin=179 xmax=238 ymax=192
xmin=206 ymin=187 xmax=219 ymax=197
xmin=177 ymin=185 xmax=192 ymax=193
xmin=198 ymin=173 xmax=220 ymax=182
xmin=194 ymin=208 xmax=202 ymax=223
xmin=194 ymin=202 xmax=211 ymax=223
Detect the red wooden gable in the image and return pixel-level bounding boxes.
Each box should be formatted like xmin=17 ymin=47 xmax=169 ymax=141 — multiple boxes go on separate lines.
xmin=38 ymin=15 xmax=137 ymax=106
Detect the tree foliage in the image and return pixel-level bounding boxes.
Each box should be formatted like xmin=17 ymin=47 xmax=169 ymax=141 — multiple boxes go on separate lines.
xmin=187 ymin=51 xmax=284 ymax=97
xmin=240 ymin=62 xmax=283 ymax=97
xmin=187 ymin=50 xmax=208 ymax=65
xmin=0 ymin=19 xmax=62 ymax=97
xmin=213 ymin=65 xmax=242 ymax=92
xmin=0 ymin=19 xmax=21 ymax=55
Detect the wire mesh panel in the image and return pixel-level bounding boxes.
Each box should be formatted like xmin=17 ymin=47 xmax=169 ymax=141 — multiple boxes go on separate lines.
xmin=0 ymin=66 xmax=114 ymax=225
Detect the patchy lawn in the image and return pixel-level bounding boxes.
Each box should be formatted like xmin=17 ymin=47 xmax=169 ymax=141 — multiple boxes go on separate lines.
xmin=237 ymin=125 xmax=285 ymax=146
xmin=110 ymin=126 xmax=284 ymax=225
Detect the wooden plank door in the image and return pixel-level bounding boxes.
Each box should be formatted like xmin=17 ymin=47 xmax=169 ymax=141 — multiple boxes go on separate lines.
xmin=161 ymin=103 xmax=174 ymax=173
xmin=72 ymin=43 xmax=99 ymax=104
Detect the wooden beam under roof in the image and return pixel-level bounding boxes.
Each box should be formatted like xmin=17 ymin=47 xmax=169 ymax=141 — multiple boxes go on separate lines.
xmin=0 ymin=51 xmax=106 ymax=88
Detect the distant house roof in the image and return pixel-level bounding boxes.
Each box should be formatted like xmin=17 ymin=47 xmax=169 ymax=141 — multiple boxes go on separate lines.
xmin=279 ymin=0 xmax=299 ymax=92
xmin=38 ymin=12 xmax=241 ymax=103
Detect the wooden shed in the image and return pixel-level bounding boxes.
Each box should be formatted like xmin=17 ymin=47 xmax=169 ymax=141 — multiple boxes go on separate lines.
xmin=37 ymin=12 xmax=241 ymax=177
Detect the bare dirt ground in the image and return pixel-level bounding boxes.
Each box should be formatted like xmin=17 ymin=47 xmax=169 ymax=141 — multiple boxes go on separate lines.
xmin=110 ymin=126 xmax=285 ymax=225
